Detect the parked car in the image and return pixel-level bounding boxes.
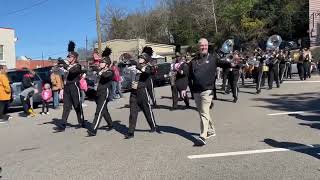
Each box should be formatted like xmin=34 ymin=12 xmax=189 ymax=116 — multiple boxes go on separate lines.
xmin=119 ymin=62 xmax=171 ymax=91
xmin=152 ymin=62 xmax=171 ymax=86
xmin=34 ymin=66 xmax=53 ymax=84
xmin=7 ymin=69 xmax=43 ymax=108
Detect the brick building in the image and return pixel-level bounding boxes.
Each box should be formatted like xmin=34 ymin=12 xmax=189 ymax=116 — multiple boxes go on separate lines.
xmin=16 ymin=60 xmax=55 ymax=69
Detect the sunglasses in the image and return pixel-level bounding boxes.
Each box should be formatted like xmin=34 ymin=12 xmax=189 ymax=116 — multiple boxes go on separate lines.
xmin=67 ymin=55 xmax=75 ymax=58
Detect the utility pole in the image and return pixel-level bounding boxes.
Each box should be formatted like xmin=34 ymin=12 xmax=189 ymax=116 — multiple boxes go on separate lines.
xmin=95 ymin=0 xmax=102 ymax=54
xmin=211 ymin=0 xmax=218 ymax=34
xmin=85 ymin=35 xmax=89 ymax=68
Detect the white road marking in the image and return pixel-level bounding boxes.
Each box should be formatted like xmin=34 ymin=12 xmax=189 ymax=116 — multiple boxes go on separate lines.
xmin=284 ymin=81 xmax=320 ymax=84
xmin=188 ymin=145 xmax=320 ymax=159
xmin=267 ymin=110 xmax=320 ymax=116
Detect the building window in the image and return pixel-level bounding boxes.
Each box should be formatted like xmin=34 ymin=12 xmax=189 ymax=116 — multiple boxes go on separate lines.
xmin=0 ymin=45 xmax=3 ymax=60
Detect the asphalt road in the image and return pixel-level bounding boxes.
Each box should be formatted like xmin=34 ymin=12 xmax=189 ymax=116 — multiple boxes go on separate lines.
xmin=0 ymin=75 xmax=320 ymax=180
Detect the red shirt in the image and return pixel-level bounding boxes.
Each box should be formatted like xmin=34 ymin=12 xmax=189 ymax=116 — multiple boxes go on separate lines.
xmin=112 ymin=66 xmax=121 ymax=82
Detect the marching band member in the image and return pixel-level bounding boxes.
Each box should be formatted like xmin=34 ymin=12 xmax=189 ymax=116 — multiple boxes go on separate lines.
xmin=172 ymin=52 xmax=190 ymax=109
xmin=125 ymin=53 xmax=159 ymax=139
xmin=267 ymin=51 xmax=280 ymax=89
xmin=87 ymin=47 xmax=114 ymax=136
xmin=278 ymin=50 xmax=287 ymax=84
xmin=143 ymin=47 xmax=157 ymax=107
xmin=56 ymin=41 xmax=85 ymax=131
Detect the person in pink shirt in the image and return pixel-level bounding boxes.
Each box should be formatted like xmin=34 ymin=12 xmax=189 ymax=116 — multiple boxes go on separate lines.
xmin=93 ymin=48 xmax=102 ymax=66
xmin=79 ymin=73 xmax=88 ymax=107
xmin=41 ymin=83 xmax=52 ymax=115
xmin=111 ymin=61 xmax=123 ymax=100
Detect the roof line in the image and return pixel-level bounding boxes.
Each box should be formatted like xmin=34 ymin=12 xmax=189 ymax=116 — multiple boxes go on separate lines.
xmin=0 ymin=27 xmax=14 ymax=30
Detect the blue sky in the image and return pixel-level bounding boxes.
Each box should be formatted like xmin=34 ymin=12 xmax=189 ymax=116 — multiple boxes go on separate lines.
xmin=0 ymin=0 xmax=156 ymax=59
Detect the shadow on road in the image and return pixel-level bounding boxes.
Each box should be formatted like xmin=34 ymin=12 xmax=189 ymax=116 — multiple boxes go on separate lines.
xmin=99 ymin=121 xmax=199 ymax=144
xmin=39 ymin=118 xmax=90 ymax=133
xmin=158 ymin=125 xmax=199 ymax=144
xmin=100 ymin=120 xmax=129 ymax=136
xmin=253 ymin=92 xmax=320 ymax=112
xmin=264 ymin=138 xmax=320 ymax=160
xmin=253 ymin=92 xmax=320 ymax=131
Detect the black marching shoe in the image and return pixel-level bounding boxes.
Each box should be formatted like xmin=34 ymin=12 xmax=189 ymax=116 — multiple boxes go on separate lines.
xmin=150 ymin=126 xmax=161 ymax=134
xmin=125 ymin=133 xmax=134 ymax=139
xmin=233 ymin=97 xmax=238 ymax=103
xmin=87 ymin=129 xmax=97 ymax=137
xmin=256 ymin=90 xmax=261 ymax=94
xmin=195 ymin=137 xmax=206 ymax=146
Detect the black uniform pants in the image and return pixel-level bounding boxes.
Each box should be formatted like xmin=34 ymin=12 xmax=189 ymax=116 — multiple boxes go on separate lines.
xmin=90 ymin=90 xmax=113 ymax=134
xmin=61 ymin=82 xmax=84 ymax=126
xmin=172 ymin=86 xmax=189 ymax=107
xmin=227 ymin=70 xmax=240 ymax=99
xmin=307 ymin=62 xmax=312 ymax=78
xmin=146 ymin=78 xmax=157 ymax=106
xmin=303 ymin=62 xmax=308 ymax=80
xmin=222 ymin=68 xmax=230 ymax=90
xmin=268 ymin=66 xmax=280 ymax=89
xmin=297 ymin=63 xmax=305 ymax=80
xmin=256 ymin=70 xmax=267 ymax=91
xmin=212 ymin=75 xmax=217 ymax=99
xmin=171 ymin=85 xmax=178 ymax=107
xmin=285 ymin=63 xmax=292 ymax=79
xmin=0 ymin=101 xmax=9 ymax=120
xmin=279 ymin=64 xmax=286 ymax=83
xmin=188 ymin=79 xmax=194 ymax=99
xmin=240 ymin=69 xmax=245 ymax=85
xmin=128 ymin=89 xmax=156 ymax=134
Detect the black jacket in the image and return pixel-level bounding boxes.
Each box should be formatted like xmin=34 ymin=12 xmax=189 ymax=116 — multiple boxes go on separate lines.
xmin=65 ymin=64 xmax=84 ymax=84
xmin=22 ymin=75 xmax=34 ymax=89
xmin=97 ymin=69 xmax=114 ymax=96
xmin=130 ymin=60 xmax=153 ymax=92
xmin=175 ymin=62 xmax=189 ymax=91
xmin=189 ymin=53 xmax=231 ymax=93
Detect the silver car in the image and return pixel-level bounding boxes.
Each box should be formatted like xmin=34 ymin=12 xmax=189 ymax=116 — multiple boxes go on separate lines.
xmin=7 ymin=69 xmax=43 ymax=108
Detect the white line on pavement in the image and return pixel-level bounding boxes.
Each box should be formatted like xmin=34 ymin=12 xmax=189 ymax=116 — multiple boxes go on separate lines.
xmin=267 ymin=110 xmax=320 ymax=116
xmin=284 ymin=81 xmax=320 ymax=84
xmin=188 ymin=145 xmax=320 ymax=159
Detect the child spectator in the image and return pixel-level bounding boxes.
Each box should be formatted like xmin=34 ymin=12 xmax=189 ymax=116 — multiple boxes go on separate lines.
xmin=40 ymin=83 xmax=52 ymax=115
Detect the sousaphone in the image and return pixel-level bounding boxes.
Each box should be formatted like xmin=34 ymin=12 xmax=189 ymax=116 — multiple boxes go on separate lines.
xmin=266 ymin=35 xmax=282 ymax=50
xmin=221 ymin=39 xmax=234 ymax=54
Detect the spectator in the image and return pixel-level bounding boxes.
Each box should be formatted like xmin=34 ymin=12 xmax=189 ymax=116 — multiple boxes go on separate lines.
xmin=50 ymin=66 xmax=64 ymax=109
xmin=111 ymin=61 xmax=123 ymax=100
xmin=92 ymin=48 xmax=102 ymax=71
xmin=40 ymin=83 xmax=52 ymax=115
xmin=79 ymin=73 xmax=88 ymax=107
xmin=20 ymin=70 xmax=38 ymax=117
xmin=0 ymin=64 xmax=12 ymax=123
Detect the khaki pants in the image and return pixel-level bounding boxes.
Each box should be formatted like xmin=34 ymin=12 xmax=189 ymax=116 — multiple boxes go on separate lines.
xmin=194 ymin=90 xmax=215 ymax=138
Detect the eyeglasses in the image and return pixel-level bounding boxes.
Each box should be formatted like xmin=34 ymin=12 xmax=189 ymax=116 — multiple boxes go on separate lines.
xmin=67 ymin=55 xmax=75 ymax=58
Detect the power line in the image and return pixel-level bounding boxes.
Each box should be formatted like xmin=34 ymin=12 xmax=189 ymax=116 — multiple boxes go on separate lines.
xmin=1 ymin=0 xmax=50 ymax=17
